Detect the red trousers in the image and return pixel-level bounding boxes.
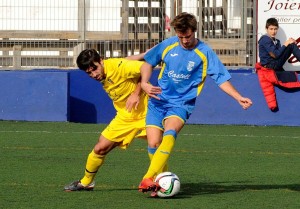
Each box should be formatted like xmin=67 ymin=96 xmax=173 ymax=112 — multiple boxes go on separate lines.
xmin=255 ymin=63 xmax=300 ymax=111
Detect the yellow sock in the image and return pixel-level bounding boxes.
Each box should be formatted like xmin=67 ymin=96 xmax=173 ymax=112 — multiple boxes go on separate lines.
xmin=147 ymin=146 xmax=156 ymax=161
xmin=80 ymin=150 xmax=105 ymax=186
xmin=143 ymin=130 xmax=176 ymax=179
xmin=148 ymin=147 xmax=169 ymax=175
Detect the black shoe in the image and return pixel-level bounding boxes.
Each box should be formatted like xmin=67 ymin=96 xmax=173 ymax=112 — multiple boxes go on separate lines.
xmin=64 ymin=180 xmax=95 ymax=192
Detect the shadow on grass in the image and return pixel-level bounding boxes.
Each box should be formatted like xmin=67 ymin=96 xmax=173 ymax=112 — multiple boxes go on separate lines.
xmin=88 ymin=182 xmax=300 ymax=199
xmin=179 ymin=182 xmax=300 ymax=197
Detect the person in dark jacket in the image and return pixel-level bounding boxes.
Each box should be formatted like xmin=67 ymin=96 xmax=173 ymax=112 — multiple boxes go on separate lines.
xmin=258 ymin=17 xmax=300 ymax=71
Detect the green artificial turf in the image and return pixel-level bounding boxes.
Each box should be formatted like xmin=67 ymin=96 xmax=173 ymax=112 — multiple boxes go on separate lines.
xmin=1 ymin=121 xmax=299 ymax=209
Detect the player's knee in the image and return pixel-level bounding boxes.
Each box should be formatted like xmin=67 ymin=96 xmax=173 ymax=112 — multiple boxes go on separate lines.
xmin=93 ymin=141 xmax=117 ymax=155
xmin=148 ymin=140 xmax=162 ymax=148
xmin=93 ymin=147 xmax=107 ymax=155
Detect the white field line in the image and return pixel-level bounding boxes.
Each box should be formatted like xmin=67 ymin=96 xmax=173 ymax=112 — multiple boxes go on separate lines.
xmin=0 ymin=130 xmax=300 ymax=139
xmin=181 ymin=133 xmax=300 ymax=139
xmin=1 ymin=130 xmax=300 ymax=155
xmin=0 ymin=130 xmax=100 ymax=134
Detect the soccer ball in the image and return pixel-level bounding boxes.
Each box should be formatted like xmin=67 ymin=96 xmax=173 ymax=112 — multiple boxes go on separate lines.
xmin=154 ymin=172 xmax=180 ymax=198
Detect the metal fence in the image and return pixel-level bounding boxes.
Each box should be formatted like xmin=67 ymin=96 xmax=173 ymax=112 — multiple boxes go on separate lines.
xmin=0 ymin=0 xmax=255 ymax=70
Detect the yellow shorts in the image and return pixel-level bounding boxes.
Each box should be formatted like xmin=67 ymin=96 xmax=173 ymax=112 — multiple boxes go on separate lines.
xmin=101 ymin=115 xmax=146 ymax=149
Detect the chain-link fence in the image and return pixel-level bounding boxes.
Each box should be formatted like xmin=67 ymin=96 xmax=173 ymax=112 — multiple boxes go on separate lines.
xmin=0 ymin=0 xmax=255 ymax=69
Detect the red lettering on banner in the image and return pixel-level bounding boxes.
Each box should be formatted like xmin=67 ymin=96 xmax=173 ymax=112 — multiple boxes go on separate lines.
xmin=264 ymin=0 xmax=300 ymax=12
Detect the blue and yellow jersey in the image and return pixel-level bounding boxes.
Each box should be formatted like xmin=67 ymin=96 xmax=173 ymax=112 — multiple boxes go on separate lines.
xmin=102 ymin=58 xmax=147 ymax=120
xmin=144 ymin=36 xmax=231 ymax=114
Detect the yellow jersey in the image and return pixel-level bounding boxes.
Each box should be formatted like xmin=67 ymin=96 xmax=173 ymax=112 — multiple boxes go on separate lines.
xmin=102 ymin=58 xmax=148 ymax=121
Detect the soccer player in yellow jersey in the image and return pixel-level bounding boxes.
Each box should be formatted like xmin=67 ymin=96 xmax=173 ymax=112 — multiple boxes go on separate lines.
xmin=64 ymin=49 xmax=149 ymax=191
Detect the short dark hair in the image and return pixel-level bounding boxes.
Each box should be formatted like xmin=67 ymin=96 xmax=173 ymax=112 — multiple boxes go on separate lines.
xmin=170 ymin=12 xmax=197 ymax=33
xmin=265 ymin=18 xmax=279 ymax=29
xmin=76 ymin=49 xmax=101 ymax=71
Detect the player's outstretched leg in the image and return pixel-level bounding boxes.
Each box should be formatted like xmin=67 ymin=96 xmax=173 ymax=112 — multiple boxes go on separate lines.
xmin=139 ymin=130 xmax=176 ymax=194
xmin=64 ymin=150 xmax=105 ymax=192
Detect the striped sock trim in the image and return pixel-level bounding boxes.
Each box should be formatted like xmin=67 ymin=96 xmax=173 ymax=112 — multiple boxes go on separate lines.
xmin=148 ymin=146 xmax=158 ymax=154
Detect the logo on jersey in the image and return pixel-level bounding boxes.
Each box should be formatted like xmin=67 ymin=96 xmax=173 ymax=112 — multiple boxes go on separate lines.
xmin=187 ymin=61 xmax=195 ymax=71
xmin=168 ymin=70 xmax=191 ymax=83
xmin=170 ymin=53 xmax=178 ymax=57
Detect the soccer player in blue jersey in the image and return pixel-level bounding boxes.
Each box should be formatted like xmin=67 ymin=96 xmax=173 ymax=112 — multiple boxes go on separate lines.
xmin=137 ymin=12 xmax=253 ymax=195
xmin=64 ymin=49 xmax=149 ymax=191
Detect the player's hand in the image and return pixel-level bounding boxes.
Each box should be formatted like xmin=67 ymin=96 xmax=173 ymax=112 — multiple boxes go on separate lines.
xmin=141 ymin=82 xmax=162 ymax=100
xmin=126 ymin=93 xmax=140 ymax=112
xmin=238 ymin=97 xmax=253 ymax=110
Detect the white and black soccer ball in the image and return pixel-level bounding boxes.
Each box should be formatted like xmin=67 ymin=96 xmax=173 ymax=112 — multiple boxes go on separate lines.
xmin=154 ymin=172 xmax=180 ymax=198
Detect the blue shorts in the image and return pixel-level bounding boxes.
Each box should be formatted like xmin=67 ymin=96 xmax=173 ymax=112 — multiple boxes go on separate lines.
xmin=146 ymin=101 xmax=190 ymax=130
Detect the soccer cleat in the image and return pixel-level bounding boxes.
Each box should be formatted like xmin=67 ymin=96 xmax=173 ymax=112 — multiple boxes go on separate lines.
xmin=138 ymin=178 xmax=160 ymax=193
xmin=150 ymin=191 xmax=158 ymax=197
xmin=64 ymin=180 xmax=95 ymax=192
